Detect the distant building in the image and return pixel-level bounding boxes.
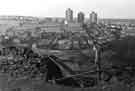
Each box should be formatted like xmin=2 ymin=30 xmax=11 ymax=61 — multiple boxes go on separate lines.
xmin=39 ymin=23 xmax=64 ymax=32
xmin=45 ymin=18 xmax=53 ymax=23
xmin=90 ymin=11 xmax=98 ymax=24
xmin=65 ymin=23 xmax=83 ymax=32
xmin=77 ymin=12 xmax=85 ymax=23
xmin=51 ymin=18 xmax=65 ymax=23
xmin=65 ymin=8 xmax=73 ymax=23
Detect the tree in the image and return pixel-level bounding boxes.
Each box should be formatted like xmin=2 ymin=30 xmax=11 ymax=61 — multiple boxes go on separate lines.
xmin=82 ymin=23 xmax=105 ymax=84
xmin=107 ymin=36 xmax=135 ymax=65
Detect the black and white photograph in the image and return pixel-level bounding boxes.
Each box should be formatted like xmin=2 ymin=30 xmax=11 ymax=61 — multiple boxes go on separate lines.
xmin=0 ymin=0 xmax=134 ymax=91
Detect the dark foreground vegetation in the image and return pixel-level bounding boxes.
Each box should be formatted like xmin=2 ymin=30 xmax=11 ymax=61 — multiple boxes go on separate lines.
xmin=1 ymin=36 xmax=135 ymax=89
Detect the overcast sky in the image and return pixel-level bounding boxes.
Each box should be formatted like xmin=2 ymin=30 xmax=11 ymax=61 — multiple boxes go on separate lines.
xmin=0 ymin=0 xmax=134 ymax=19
